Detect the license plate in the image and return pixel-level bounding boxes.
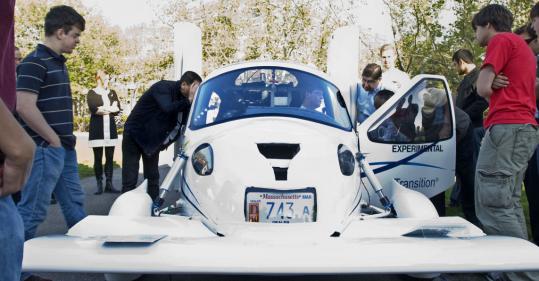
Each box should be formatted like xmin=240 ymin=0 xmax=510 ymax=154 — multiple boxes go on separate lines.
xmin=244 ymin=187 xmax=317 ymax=223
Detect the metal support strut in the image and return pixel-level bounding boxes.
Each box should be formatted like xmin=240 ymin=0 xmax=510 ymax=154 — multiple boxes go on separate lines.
xmin=356 ymin=152 xmax=395 ymax=214
xmin=151 ymin=151 xmax=188 ymax=216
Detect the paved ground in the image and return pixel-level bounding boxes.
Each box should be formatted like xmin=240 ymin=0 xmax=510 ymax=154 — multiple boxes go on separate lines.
xmin=31 ymin=166 xmax=487 ymax=281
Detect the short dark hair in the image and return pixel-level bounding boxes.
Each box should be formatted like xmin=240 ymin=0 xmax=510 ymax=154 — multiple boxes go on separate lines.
xmin=531 ymin=2 xmax=539 ymax=19
xmin=179 ymin=71 xmax=202 ymax=85
xmin=362 ymin=63 xmax=382 ymax=80
xmin=44 ymin=5 xmax=85 ymax=37
xmin=375 ymin=89 xmax=394 ymax=103
xmin=452 ymin=49 xmax=474 ymax=64
xmin=514 ymin=23 xmax=537 ymax=38
xmin=472 ymin=4 xmax=513 ymax=32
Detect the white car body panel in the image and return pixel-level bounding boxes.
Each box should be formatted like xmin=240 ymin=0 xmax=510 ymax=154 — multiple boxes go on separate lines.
xmin=24 ymin=215 xmax=539 ymax=274
xmin=358 ymin=75 xmax=457 ymax=200
xmin=182 ymin=117 xmax=359 ymax=224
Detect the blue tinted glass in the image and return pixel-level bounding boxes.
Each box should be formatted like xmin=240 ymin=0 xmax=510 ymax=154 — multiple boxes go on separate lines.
xmin=190 ymin=67 xmax=352 ymax=131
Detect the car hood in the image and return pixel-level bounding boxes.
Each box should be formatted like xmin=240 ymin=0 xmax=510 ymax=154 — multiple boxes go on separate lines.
xmin=183 ymin=117 xmax=359 ymax=225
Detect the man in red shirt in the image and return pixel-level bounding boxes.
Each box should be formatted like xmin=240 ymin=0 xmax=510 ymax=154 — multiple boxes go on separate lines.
xmin=474 ymin=4 xmax=539 ymax=281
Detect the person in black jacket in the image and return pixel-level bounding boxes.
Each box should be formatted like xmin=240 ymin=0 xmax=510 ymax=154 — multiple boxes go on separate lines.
xmin=452 ymin=49 xmax=488 ymax=155
xmin=87 ymin=70 xmax=121 ymax=194
xmin=451 ymin=49 xmax=487 ymax=225
xmin=121 ymin=71 xmax=202 ymax=200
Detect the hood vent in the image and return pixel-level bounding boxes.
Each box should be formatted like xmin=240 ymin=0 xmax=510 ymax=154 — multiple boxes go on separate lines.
xmin=257 ymin=143 xmax=300 ymax=160
xmin=273 ymin=167 xmax=288 ymax=181
xmin=257 ymin=143 xmax=300 ymax=181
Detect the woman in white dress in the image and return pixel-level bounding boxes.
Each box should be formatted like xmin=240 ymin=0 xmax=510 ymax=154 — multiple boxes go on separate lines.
xmin=87 ymin=70 xmax=121 ymax=194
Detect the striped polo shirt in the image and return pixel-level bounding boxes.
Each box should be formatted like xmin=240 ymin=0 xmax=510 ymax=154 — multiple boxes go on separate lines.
xmin=16 ymin=44 xmax=75 ymax=148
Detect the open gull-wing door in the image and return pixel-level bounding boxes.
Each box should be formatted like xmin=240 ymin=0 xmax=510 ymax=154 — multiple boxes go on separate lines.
xmin=161 ymin=22 xmax=203 ymax=167
xmin=357 ymin=75 xmax=456 ymax=199
xmin=327 ymin=25 xmax=360 ymax=123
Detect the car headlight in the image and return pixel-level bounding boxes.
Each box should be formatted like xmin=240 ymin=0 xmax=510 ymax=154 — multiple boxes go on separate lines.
xmin=192 ymin=143 xmax=214 ymax=176
xmin=338 ymin=144 xmax=355 ymax=176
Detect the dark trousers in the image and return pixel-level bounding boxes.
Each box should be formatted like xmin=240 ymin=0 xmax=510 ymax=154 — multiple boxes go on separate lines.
xmin=524 ymin=147 xmax=539 ymax=245
xmin=430 ymin=192 xmax=445 ymax=216
xmin=93 ymin=146 xmax=114 ymax=180
xmin=456 ymin=125 xmax=481 ymax=227
xmin=472 ymin=127 xmax=485 ymax=161
xmin=121 ymin=133 xmax=160 ymax=200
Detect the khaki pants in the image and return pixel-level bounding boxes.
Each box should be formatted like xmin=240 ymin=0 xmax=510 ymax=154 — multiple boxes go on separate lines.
xmin=475 ymin=124 xmax=539 ymax=281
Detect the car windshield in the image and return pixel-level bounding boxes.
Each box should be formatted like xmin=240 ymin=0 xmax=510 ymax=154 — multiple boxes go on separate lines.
xmin=189 ymin=67 xmax=352 ymax=131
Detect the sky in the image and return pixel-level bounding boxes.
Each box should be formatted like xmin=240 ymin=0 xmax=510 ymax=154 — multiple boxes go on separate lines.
xmin=83 ymin=0 xmax=164 ymax=29
xmin=352 ymin=0 xmax=394 ymax=42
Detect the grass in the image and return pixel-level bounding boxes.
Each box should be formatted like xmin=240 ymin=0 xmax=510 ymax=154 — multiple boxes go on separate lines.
xmin=77 ymin=162 xmax=120 ymax=178
xmin=445 ymin=187 xmax=532 ymax=239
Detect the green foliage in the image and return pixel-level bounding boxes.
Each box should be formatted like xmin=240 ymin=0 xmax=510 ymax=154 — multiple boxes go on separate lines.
xmin=77 ymin=163 xmax=95 ymax=178
xmin=141 ymin=52 xmax=174 ymax=81
xmin=158 ymin=0 xmax=537 ymax=82
xmin=201 ymin=1 xmax=239 ymax=73
xmin=440 ymin=0 xmax=485 ymax=90
xmin=159 ymin=0 xmax=345 ymax=75
xmin=507 ymin=0 xmax=537 ymax=28
xmin=14 ymin=0 xmax=47 ymax=53
xmin=115 ymin=114 xmax=129 ymax=135
xmin=73 ymin=115 xmax=90 ymax=132
xmin=78 ymin=161 xmax=120 ymax=178
xmin=387 ymin=0 xmax=536 ymax=92
xmin=15 ymin=0 xmax=127 ymax=128
xmin=15 ymin=0 xmax=126 ymax=87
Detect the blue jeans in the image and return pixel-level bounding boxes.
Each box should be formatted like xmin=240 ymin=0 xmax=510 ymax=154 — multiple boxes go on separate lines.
xmin=0 ymin=195 xmax=24 ymax=281
xmin=17 ymin=146 xmax=86 ymax=241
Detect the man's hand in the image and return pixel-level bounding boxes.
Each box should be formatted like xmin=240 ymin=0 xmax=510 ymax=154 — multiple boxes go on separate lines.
xmin=1 ymin=158 xmax=31 ymax=197
xmin=0 ymin=99 xmax=35 ymax=197
xmin=492 ymin=73 xmax=509 ymax=89
xmin=188 ymin=86 xmax=196 ymax=103
xmin=49 ymin=135 xmax=62 ymax=148
xmin=188 ymin=82 xmax=201 ymax=103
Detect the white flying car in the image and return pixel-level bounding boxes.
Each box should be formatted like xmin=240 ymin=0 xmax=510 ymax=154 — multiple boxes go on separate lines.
xmin=22 ymin=26 xmax=539 ymax=281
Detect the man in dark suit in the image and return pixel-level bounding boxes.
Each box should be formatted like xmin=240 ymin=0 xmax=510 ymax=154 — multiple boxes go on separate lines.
xmin=121 ymin=71 xmax=202 ymax=200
